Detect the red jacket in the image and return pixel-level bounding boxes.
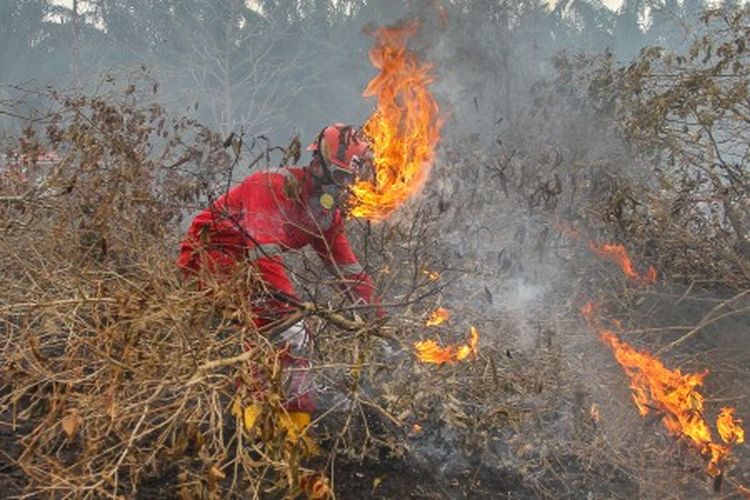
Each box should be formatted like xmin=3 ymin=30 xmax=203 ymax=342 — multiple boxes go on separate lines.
xmin=178 ymin=167 xmax=376 ymax=321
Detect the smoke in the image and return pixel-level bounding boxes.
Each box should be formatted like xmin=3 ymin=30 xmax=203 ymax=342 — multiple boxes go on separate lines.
xmin=3 ymin=1 xmax=748 ymax=496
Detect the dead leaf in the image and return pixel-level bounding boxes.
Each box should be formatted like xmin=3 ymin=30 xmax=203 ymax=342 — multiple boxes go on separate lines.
xmin=208 ymin=463 xmax=225 ymax=487
xmin=232 ymin=136 xmax=242 ymax=158
xmin=304 ymin=473 xmax=331 ymax=499
xmin=210 ymin=464 xmax=225 ymax=479
xmin=243 ymin=404 xmax=261 ymax=431
xmin=61 ymin=409 xmax=82 ymax=439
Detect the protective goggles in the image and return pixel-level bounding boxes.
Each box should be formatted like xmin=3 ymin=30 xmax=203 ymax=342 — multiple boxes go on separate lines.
xmin=327 ymin=155 xmax=375 ymax=186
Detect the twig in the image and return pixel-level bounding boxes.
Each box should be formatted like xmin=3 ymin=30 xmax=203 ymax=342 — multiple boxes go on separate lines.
xmin=656 ymin=290 xmax=750 ymax=354
xmin=0 ymin=296 xmax=117 ymax=313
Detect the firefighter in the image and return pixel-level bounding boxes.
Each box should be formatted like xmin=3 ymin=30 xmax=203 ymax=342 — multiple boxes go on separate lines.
xmin=177 ymin=123 xmax=383 ymax=437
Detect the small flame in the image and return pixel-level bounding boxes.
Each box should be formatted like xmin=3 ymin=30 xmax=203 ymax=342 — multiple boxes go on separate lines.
xmin=425 ymin=307 xmax=450 ymax=326
xmin=554 ymin=221 xmax=657 ymax=284
xmin=413 ymin=339 xmax=454 ymax=364
xmin=350 ymin=21 xmax=442 ymax=220
xmin=422 ymin=268 xmax=440 ymax=281
xmin=591 ymin=403 xmax=601 ymax=424
xmin=455 ymin=326 xmax=479 ymax=361
xmin=415 ymin=326 xmax=479 ymax=364
xmin=717 ymin=407 xmax=745 ymax=444
xmin=589 ymin=242 xmax=657 ymax=284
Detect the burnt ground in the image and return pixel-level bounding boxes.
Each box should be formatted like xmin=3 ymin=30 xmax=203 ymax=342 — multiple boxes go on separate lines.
xmin=0 ymin=423 xmax=26 ymax=497
xmin=329 ymin=451 xmax=529 ymax=499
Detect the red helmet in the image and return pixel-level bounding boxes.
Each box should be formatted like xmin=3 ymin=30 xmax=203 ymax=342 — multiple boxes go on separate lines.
xmin=307 ymin=123 xmax=374 ymax=185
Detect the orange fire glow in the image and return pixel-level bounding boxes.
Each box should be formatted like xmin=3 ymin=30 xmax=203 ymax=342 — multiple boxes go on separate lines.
xmin=717 ymin=407 xmax=745 ymax=445
xmin=415 ymin=326 xmax=479 ymax=365
xmin=425 ymin=307 xmax=450 ymax=326
xmin=589 ymin=242 xmax=657 ymax=284
xmin=422 ymin=268 xmax=440 ymax=281
xmin=591 ymin=403 xmax=601 ymax=424
xmin=456 ymin=326 xmax=479 ymax=361
xmin=580 ymin=301 xmax=596 ymax=327
xmin=350 ymin=21 xmax=442 ymax=220
xmin=598 ymin=330 xmax=735 ymax=476
xmin=554 ymin=221 xmax=581 ymax=240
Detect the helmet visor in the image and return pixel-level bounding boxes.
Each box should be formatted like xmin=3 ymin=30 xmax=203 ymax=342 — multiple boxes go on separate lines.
xmin=329 ymin=155 xmax=374 ymax=187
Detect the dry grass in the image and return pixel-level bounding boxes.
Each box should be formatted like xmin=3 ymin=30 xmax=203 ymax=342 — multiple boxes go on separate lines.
xmin=1 ymin=65 xmax=748 ymax=498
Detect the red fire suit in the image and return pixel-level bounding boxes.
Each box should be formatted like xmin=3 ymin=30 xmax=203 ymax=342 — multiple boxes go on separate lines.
xmin=177 ymin=167 xmax=377 ymax=412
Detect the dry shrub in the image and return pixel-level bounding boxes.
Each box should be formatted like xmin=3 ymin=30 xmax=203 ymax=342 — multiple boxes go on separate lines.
xmin=0 ymin=80 xmax=480 ymax=498
xmin=0 ymin=82 xmax=343 ymax=498
xmin=553 ymin=5 xmax=750 ymax=290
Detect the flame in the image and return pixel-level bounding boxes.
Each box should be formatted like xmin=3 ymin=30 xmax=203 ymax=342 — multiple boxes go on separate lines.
xmin=415 ymin=326 xmax=479 ymax=364
xmin=580 ymin=301 xmax=597 ymax=327
xmin=717 ymin=407 xmax=745 ymax=444
xmin=422 ymin=268 xmax=440 ymax=281
xmin=554 ymin=222 xmax=657 ymax=284
xmin=425 ymin=307 xmax=450 ymax=326
xmin=581 ymin=298 xmax=745 ymax=478
xmin=598 ymin=330 xmax=736 ymax=476
xmin=589 ymin=242 xmax=657 ymax=284
xmin=456 ymin=326 xmax=479 ymax=361
xmin=350 ymin=21 xmax=442 ymax=220
xmin=414 ymin=339 xmax=454 ymax=364
xmin=591 ymin=403 xmax=601 ymax=424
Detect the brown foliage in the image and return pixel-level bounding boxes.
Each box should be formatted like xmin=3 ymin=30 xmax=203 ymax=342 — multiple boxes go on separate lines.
xmin=0 ymin=84 xmax=330 ymax=498
xmin=553 ymin=6 xmax=750 ymax=289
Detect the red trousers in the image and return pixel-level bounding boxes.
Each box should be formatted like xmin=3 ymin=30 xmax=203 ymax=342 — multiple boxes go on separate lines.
xmin=184 ymin=249 xmax=316 ymax=413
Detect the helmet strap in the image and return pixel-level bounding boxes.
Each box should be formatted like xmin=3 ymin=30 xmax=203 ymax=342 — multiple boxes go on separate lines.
xmin=314 ymin=129 xmax=336 ymax=185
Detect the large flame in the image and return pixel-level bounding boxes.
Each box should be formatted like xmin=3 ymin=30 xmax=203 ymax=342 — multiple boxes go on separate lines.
xmin=600 ymin=330 xmax=727 ymax=475
xmin=415 ymin=326 xmax=478 ymax=365
xmin=350 ymin=21 xmax=442 ymax=220
xmin=582 ymin=303 xmax=744 ymax=477
xmin=576 ymin=225 xmax=744 ymax=480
